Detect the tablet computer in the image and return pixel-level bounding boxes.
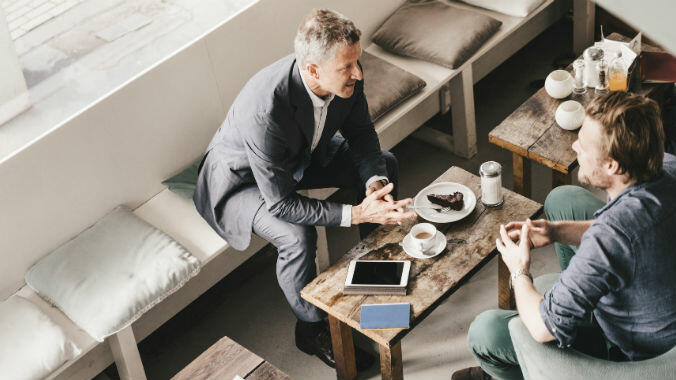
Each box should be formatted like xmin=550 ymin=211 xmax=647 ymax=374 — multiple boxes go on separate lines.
xmin=344 ymin=260 xmax=410 ymax=294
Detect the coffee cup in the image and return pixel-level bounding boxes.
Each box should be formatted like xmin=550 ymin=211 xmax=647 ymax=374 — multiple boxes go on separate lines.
xmin=409 ymin=223 xmax=437 ymax=253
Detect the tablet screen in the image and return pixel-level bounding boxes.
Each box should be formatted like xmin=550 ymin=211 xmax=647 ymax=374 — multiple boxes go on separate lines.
xmin=352 ymin=261 xmax=405 ymax=285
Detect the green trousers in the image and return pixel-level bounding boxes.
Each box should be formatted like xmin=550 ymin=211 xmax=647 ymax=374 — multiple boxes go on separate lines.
xmin=467 ymin=186 xmax=605 ymax=380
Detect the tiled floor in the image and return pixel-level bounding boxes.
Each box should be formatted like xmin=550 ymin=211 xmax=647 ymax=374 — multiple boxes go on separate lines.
xmin=0 ymin=0 xmax=255 ymax=159
xmin=97 ymin=16 xmax=586 ymax=380
xmin=2 ymin=0 xmax=85 ymax=39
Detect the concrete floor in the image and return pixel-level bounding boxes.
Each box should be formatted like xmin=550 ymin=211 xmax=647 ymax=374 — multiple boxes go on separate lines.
xmin=98 ymin=17 xmax=590 ymax=380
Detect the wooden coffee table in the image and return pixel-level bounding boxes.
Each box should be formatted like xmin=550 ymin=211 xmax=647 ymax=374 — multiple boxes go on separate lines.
xmin=488 ymin=33 xmax=670 ymax=199
xmin=171 ymin=336 xmax=290 ymax=380
xmin=301 ymin=166 xmax=542 ymax=380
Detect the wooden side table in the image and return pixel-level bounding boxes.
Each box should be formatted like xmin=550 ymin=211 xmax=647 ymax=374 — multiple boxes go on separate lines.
xmin=171 ymin=336 xmax=290 ymax=380
xmin=301 ymin=166 xmax=542 ymax=380
xmin=489 ymin=33 xmax=670 ymax=200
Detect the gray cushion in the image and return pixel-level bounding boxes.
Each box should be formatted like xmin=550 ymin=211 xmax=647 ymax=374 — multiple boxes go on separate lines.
xmin=163 ymin=159 xmax=201 ymax=200
xmin=372 ymin=0 xmax=502 ymax=69
xmin=361 ymin=52 xmax=427 ymax=122
xmin=25 ymin=206 xmax=200 ymax=341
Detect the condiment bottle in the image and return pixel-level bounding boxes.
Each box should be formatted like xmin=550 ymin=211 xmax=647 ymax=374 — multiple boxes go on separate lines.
xmin=595 ymin=59 xmax=609 ymax=94
xmin=608 ymin=51 xmax=628 ymax=91
xmin=583 ymin=47 xmax=604 ymax=88
xmin=480 ymin=161 xmax=503 ymax=207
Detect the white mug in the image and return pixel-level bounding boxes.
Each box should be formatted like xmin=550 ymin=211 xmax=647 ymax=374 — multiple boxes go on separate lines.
xmin=410 ymin=223 xmax=437 ymax=253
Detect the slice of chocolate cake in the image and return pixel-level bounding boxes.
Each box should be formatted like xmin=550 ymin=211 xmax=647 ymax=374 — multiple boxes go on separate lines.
xmin=427 ymin=191 xmax=464 ymax=211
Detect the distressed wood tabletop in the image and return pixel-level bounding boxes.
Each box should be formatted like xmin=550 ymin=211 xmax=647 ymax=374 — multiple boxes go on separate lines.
xmin=301 ymin=166 xmax=542 ymax=348
xmin=171 ymin=336 xmax=290 ymax=380
xmin=489 ymin=33 xmax=668 ymax=176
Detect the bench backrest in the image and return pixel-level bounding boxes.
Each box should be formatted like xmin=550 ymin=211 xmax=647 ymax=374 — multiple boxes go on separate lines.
xmin=0 ymin=0 xmax=403 ymax=299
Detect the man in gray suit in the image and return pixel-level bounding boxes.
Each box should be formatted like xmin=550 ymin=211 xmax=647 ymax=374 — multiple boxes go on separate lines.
xmin=194 ymin=8 xmax=416 ymax=369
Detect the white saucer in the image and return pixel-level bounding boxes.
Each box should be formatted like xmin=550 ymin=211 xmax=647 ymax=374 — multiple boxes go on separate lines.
xmin=401 ymin=231 xmax=446 ymax=259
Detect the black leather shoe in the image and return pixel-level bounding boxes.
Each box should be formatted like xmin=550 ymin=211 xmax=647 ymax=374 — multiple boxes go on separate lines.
xmin=295 ymin=319 xmax=375 ymax=371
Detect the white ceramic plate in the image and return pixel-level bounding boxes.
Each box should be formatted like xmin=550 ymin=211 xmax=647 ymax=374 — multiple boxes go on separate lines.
xmin=401 ymin=231 xmax=446 ymax=259
xmin=413 ymin=182 xmax=476 ymax=223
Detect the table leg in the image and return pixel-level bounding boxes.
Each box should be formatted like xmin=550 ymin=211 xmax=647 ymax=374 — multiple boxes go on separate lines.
xmin=450 ymin=66 xmax=478 ymax=158
xmin=379 ymin=341 xmax=404 ymax=380
xmin=512 ymin=153 xmax=531 ymax=198
xmin=328 ymin=315 xmax=357 ymax=380
xmin=498 ymin=256 xmax=515 ymax=310
xmin=552 ymin=170 xmax=572 ymax=188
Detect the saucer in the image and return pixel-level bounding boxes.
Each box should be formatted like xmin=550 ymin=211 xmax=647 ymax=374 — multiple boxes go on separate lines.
xmin=401 ymin=231 xmax=446 ymax=259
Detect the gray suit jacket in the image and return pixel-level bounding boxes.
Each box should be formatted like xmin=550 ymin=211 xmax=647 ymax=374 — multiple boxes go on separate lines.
xmin=194 ymin=54 xmax=387 ymax=250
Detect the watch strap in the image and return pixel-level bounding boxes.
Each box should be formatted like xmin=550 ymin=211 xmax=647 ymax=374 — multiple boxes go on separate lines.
xmin=509 ymin=268 xmax=533 ymax=290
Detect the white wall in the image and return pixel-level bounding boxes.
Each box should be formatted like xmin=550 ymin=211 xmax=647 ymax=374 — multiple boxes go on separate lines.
xmin=595 ymin=0 xmax=676 ymax=54
xmin=0 ymin=0 xmax=404 ymax=299
xmin=0 ymin=8 xmax=30 ymax=125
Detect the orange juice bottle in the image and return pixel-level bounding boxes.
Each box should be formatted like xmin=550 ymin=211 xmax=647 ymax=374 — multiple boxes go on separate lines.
xmin=609 ymin=51 xmax=628 ymax=91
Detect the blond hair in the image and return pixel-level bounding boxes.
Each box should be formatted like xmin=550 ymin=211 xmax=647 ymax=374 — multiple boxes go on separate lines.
xmin=586 ymin=92 xmax=665 ymax=183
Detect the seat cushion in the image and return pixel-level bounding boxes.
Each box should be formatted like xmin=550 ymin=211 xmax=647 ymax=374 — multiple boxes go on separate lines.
xmin=361 ymin=52 xmax=427 ymax=122
xmin=0 ymin=296 xmax=81 ymax=380
xmin=371 ymin=1 xmax=502 ymax=69
xmin=459 ymin=0 xmax=546 ymax=18
xmin=163 ymin=159 xmax=201 ymax=200
xmin=25 ymin=206 xmax=201 ymax=341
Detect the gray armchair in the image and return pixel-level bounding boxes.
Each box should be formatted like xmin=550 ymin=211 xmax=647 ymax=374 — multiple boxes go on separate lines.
xmin=508 ymin=273 xmax=676 ymax=380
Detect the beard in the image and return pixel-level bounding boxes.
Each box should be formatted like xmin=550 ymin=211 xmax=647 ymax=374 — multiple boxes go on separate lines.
xmin=578 ymin=164 xmax=611 ymax=190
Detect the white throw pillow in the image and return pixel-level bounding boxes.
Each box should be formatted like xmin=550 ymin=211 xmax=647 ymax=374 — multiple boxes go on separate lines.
xmin=25 ymin=206 xmax=201 ymax=341
xmin=459 ymin=0 xmax=546 ymax=17
xmin=0 ymin=296 xmax=81 ymax=380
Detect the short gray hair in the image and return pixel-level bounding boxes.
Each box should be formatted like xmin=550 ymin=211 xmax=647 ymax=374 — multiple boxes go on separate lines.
xmin=294 ymin=9 xmax=361 ymax=68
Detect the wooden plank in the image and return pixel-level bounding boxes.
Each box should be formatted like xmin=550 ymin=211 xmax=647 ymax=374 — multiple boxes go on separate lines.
xmin=246 ymin=362 xmax=291 ymax=380
xmin=512 ymin=153 xmax=532 ymax=198
xmin=450 ymin=66 xmax=477 ymax=158
xmin=107 ymin=326 xmax=147 ymax=380
xmin=329 ymin=315 xmax=357 ymax=380
xmin=379 ymin=342 xmax=403 ymax=380
xmin=301 ymin=167 xmax=542 ymax=347
xmin=171 ymin=336 xmax=264 ymax=380
xmin=488 ymin=88 xmax=559 ymax=159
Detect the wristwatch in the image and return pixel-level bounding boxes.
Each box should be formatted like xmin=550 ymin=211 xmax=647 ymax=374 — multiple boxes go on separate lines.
xmin=509 ymin=268 xmax=533 ymax=290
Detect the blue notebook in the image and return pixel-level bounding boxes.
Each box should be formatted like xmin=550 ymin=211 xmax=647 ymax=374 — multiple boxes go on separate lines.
xmin=360 ymin=303 xmax=410 ymax=329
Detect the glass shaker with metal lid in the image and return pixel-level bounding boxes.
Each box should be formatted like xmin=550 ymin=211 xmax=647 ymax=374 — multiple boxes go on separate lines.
xmin=480 ymin=161 xmax=503 ymax=207
xmin=583 ymin=47 xmax=604 ymax=88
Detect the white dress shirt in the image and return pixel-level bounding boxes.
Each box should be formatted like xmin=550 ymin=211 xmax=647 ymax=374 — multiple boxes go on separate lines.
xmin=299 ymin=72 xmax=387 ymax=227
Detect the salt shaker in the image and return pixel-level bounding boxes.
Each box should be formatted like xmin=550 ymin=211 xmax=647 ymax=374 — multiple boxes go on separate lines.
xmin=573 ymin=59 xmax=587 ymax=94
xmin=480 ymin=161 xmax=503 ymax=207
xmin=583 ymin=47 xmax=604 ymax=88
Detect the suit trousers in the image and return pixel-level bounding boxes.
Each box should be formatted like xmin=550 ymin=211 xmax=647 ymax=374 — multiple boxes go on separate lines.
xmin=467 ymin=186 xmax=606 ymax=380
xmin=252 ymin=147 xmax=399 ymax=322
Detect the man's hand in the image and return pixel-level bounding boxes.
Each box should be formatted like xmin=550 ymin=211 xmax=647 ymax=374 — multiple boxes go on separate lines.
xmin=496 ymin=223 xmax=531 ymax=274
xmin=504 ymin=219 xmax=553 ymax=249
xmin=366 ymin=179 xmax=394 ymax=203
xmin=352 ymin=183 xmax=416 ymax=225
